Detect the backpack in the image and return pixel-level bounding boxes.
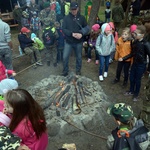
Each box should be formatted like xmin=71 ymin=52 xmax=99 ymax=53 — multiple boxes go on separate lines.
xmin=112 ymin=126 xmax=149 ymax=150
xmin=42 ymin=27 xmax=56 ymax=46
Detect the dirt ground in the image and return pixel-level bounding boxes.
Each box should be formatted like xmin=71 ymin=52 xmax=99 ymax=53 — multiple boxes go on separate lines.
xmin=11 ymin=29 xmax=149 ymax=150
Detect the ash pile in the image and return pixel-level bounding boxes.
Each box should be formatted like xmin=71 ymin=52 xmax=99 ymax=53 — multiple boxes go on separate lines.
xmin=28 ymin=73 xmax=110 ymax=138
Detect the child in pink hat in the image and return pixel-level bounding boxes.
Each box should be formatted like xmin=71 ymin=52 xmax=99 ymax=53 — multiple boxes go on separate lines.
xmin=86 ymin=24 xmax=100 ymax=65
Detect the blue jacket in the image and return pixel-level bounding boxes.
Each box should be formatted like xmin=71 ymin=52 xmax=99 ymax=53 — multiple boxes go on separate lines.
xmin=56 ymin=28 xmax=65 ymax=48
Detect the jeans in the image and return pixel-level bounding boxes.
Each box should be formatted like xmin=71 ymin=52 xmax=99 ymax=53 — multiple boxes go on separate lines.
xmin=116 ymin=61 xmax=131 ymax=82
xmin=129 ymin=63 xmax=146 ymax=97
xmin=63 ymin=42 xmax=83 ymax=73
xmin=87 ymin=46 xmax=99 ymax=60
xmin=99 ymin=55 xmax=110 ymax=75
xmin=0 ymin=48 xmax=12 ymax=69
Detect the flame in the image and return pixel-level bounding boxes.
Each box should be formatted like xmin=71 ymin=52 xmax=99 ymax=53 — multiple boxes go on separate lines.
xmin=56 ymin=102 xmax=60 ymax=107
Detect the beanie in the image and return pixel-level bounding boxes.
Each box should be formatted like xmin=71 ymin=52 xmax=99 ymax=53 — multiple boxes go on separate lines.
xmin=130 ymin=24 xmax=137 ymax=33
xmin=105 ymin=24 xmax=111 ymax=32
xmin=0 ymin=79 xmax=18 ymax=95
xmin=109 ymin=22 xmax=115 ymax=30
xmin=92 ymin=24 xmax=100 ymax=32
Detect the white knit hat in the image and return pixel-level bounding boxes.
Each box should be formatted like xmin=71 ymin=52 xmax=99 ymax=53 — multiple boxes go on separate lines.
xmin=0 ymin=79 xmax=18 ymax=95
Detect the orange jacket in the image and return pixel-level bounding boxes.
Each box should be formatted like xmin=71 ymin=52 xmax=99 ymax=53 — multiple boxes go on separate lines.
xmin=115 ymin=37 xmax=132 ymax=62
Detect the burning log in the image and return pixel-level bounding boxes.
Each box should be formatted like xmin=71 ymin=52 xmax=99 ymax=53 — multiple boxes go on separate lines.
xmin=62 ymin=93 xmax=72 ymax=109
xmin=72 ymin=95 xmax=81 ymax=114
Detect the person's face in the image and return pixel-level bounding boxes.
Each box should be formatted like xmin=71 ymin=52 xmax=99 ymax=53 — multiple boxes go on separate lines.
xmin=70 ymin=8 xmax=78 ymax=16
xmin=122 ymin=31 xmax=130 ymax=41
xmin=105 ymin=30 xmax=111 ymax=36
xmin=4 ymin=100 xmax=13 ymax=114
xmin=133 ymin=29 xmax=144 ymax=40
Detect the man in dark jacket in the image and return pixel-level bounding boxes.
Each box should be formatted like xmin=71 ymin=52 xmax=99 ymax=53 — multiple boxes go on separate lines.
xmin=62 ymin=1 xmax=89 ymax=76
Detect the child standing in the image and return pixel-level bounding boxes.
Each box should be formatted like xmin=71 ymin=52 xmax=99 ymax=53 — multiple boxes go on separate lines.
xmin=55 ymin=22 xmax=65 ymax=66
xmin=42 ymin=19 xmax=57 ymax=66
xmin=109 ymin=22 xmax=118 ymax=63
xmin=119 ymin=25 xmax=150 ymax=101
xmin=3 ymin=89 xmax=48 ymax=150
xmin=30 ymin=12 xmax=41 ymax=37
xmin=96 ymin=23 xmax=115 ymax=81
xmin=113 ymin=27 xmax=132 ymax=87
xmin=107 ymin=103 xmax=150 ymax=150
xmin=0 ymin=61 xmax=16 ymax=81
xmin=87 ymin=24 xmax=100 ymax=65
xmin=21 ymin=11 xmax=30 ymax=29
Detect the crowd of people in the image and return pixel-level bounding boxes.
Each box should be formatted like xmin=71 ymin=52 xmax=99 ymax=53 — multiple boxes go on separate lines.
xmin=0 ymin=0 xmax=150 ymax=149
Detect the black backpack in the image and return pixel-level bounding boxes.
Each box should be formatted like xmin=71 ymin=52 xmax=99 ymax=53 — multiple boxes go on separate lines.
xmin=112 ymin=126 xmax=149 ymax=150
xmin=42 ymin=27 xmax=56 ymax=46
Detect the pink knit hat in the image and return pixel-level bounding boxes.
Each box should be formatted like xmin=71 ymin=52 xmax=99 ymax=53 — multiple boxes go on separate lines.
xmin=109 ymin=22 xmax=115 ymax=30
xmin=105 ymin=24 xmax=111 ymax=32
xmin=130 ymin=24 xmax=137 ymax=33
xmin=92 ymin=24 xmax=100 ymax=31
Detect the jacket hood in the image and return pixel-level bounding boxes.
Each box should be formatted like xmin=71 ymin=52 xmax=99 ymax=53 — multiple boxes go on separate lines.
xmin=101 ymin=23 xmax=109 ymax=34
xmin=31 ymin=33 xmax=37 ymax=40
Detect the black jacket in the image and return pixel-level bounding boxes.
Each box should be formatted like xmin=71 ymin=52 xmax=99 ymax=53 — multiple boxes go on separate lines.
xmin=123 ymin=39 xmax=150 ymax=71
xmin=18 ymin=33 xmax=34 ymax=51
xmin=62 ymin=12 xmax=88 ymax=44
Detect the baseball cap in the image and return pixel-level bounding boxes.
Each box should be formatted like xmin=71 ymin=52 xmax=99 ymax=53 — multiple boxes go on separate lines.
xmin=70 ymin=2 xmax=78 ymax=10
xmin=107 ymin=103 xmax=134 ymax=124
xmin=21 ymin=27 xmax=30 ymax=33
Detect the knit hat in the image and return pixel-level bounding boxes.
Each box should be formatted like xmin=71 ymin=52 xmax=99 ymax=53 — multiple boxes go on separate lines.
xmin=107 ymin=103 xmax=134 ymax=124
xmin=43 ymin=2 xmax=50 ymax=8
xmin=31 ymin=33 xmax=37 ymax=40
xmin=21 ymin=27 xmax=30 ymax=33
xmin=130 ymin=24 xmax=137 ymax=33
xmin=109 ymin=22 xmax=115 ymax=30
xmin=92 ymin=24 xmax=100 ymax=32
xmin=0 ymin=79 xmax=18 ymax=95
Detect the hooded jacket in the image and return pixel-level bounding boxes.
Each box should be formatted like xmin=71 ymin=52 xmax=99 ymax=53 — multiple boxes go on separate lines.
xmin=62 ymin=12 xmax=88 ymax=44
xmin=96 ymin=23 xmax=115 ymax=56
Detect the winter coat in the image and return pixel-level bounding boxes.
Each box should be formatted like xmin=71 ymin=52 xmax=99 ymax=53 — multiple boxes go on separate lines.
xmin=115 ymin=37 xmax=132 ymax=62
xmin=62 ymin=12 xmax=88 ymax=44
xmin=18 ymin=33 xmax=34 ymax=51
xmin=0 ymin=61 xmax=14 ymax=81
xmin=96 ymin=23 xmax=115 ymax=56
xmin=122 ymin=39 xmax=150 ymax=72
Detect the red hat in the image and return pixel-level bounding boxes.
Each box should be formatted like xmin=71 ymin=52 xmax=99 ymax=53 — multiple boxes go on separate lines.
xmin=109 ymin=22 xmax=115 ymax=30
xmin=92 ymin=24 xmax=100 ymax=32
xmin=21 ymin=27 xmax=30 ymax=33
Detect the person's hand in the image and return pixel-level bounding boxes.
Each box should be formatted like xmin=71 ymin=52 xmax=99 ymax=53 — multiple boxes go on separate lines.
xmin=12 ymin=72 xmax=17 ymax=76
xmin=118 ymin=58 xmax=123 ymax=61
xmin=72 ymin=33 xmax=82 ymax=39
xmin=89 ymin=43 xmax=93 ymax=47
xmin=17 ymin=145 xmax=31 ymax=150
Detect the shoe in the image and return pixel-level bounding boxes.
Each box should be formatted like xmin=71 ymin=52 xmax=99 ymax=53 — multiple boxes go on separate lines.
xmin=47 ymin=61 xmax=50 ymax=66
xmin=112 ymin=79 xmax=119 ymax=84
xmin=122 ymin=81 xmax=127 ymax=87
xmin=76 ymin=71 xmax=81 ymax=75
xmin=36 ymin=62 xmax=43 ymax=66
xmin=104 ymin=72 xmax=108 ymax=78
xmin=133 ymin=96 xmax=138 ymax=102
xmin=95 ymin=60 xmax=99 ymax=65
xmin=124 ymin=91 xmax=134 ymax=96
xmin=33 ymin=64 xmax=37 ymax=69
xmin=87 ymin=59 xmax=91 ymax=63
xmin=99 ymin=75 xmax=104 ymax=81
xmin=61 ymin=72 xmax=68 ymax=77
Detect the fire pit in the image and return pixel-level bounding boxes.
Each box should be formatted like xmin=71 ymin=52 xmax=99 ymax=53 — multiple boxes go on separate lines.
xmin=27 ymin=72 xmax=110 ymax=138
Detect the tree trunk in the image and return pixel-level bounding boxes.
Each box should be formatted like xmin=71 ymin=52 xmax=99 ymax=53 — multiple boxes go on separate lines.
xmin=88 ymin=0 xmax=101 ymax=27
xmin=77 ymin=0 xmax=81 ymax=12
xmin=124 ymin=0 xmax=131 ymax=26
